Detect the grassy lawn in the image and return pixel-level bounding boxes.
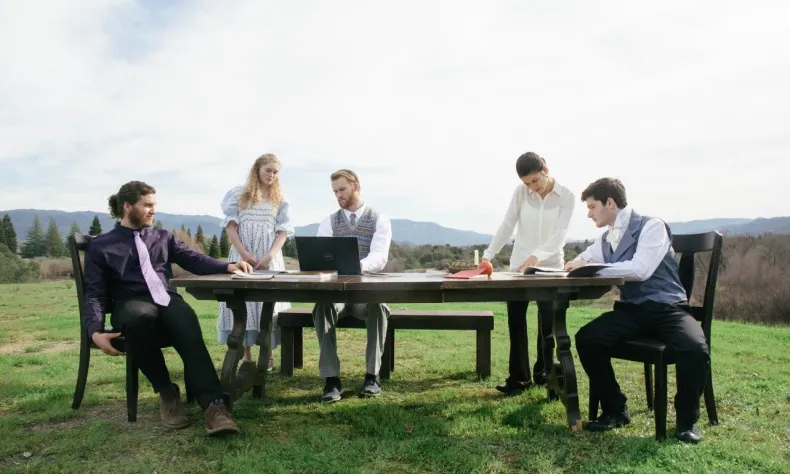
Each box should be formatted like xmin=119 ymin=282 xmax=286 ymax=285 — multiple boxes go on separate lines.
xmin=1 ymin=282 xmax=789 ymax=473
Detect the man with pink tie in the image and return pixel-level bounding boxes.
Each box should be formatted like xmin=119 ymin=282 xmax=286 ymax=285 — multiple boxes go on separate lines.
xmin=82 ymin=181 xmax=253 ymax=435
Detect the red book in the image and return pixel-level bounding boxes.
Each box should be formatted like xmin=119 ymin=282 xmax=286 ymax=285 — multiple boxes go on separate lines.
xmin=444 ymin=268 xmax=487 ymax=279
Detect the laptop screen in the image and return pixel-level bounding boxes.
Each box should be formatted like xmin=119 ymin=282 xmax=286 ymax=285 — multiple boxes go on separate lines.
xmin=294 ymin=236 xmax=362 ymax=275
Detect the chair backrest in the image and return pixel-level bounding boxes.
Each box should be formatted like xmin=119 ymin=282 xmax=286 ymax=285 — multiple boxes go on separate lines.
xmin=671 ymin=231 xmax=723 ymax=346
xmin=68 ymin=233 xmax=93 ymax=320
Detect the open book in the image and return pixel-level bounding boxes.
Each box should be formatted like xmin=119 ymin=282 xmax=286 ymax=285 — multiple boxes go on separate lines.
xmin=521 ymin=264 xmax=613 ymax=278
xmin=231 ymin=269 xmax=338 ymax=280
xmin=231 ymin=269 xmax=275 ymax=280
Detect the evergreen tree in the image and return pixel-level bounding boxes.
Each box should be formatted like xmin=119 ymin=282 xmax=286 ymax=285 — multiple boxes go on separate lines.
xmin=21 ymin=214 xmax=46 ymax=258
xmin=0 ymin=216 xmax=6 ymax=249
xmin=282 ymin=238 xmax=297 ymax=259
xmin=2 ymin=214 xmax=18 ymax=254
xmin=208 ymin=235 xmax=221 ymax=258
xmin=88 ymin=215 xmax=102 ymax=236
xmin=64 ymin=221 xmax=81 ymax=250
xmin=44 ymin=217 xmax=65 ymax=257
xmin=186 ymin=228 xmax=192 ymax=238
xmin=195 ymin=225 xmax=206 ymax=249
xmin=68 ymin=221 xmax=81 ymax=236
xmin=219 ymin=228 xmax=231 ymax=258
xmin=153 ymin=220 xmax=163 ymax=230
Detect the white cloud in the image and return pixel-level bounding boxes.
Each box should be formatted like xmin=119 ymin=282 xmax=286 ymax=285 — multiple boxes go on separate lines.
xmin=1 ymin=0 xmax=789 ymax=240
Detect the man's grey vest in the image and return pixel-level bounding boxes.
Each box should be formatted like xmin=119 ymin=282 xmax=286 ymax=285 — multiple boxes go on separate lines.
xmin=330 ymin=207 xmax=379 ymax=259
xmin=602 ymin=211 xmax=687 ymax=305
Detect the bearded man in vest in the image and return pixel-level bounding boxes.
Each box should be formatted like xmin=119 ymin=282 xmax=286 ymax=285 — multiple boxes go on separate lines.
xmin=566 ymin=177 xmax=710 ymax=443
xmin=312 ymin=169 xmax=393 ymax=402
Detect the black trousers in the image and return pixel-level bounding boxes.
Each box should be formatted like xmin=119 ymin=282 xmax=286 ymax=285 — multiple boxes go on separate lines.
xmin=112 ymin=294 xmax=223 ymax=410
xmin=505 ymin=301 xmax=551 ymax=384
xmin=575 ymin=300 xmax=710 ymax=427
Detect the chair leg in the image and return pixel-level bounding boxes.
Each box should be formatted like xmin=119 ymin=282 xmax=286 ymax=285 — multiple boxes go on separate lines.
xmin=644 ymin=362 xmax=654 ymax=411
xmin=655 ymin=361 xmax=667 ymax=440
xmin=72 ymin=336 xmax=91 ymax=410
xmin=126 ymin=348 xmax=139 ymax=423
xmin=704 ymin=366 xmax=719 ymax=425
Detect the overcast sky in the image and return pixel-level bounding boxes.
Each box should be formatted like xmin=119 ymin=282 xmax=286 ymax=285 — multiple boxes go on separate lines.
xmin=1 ymin=0 xmax=788 ymax=239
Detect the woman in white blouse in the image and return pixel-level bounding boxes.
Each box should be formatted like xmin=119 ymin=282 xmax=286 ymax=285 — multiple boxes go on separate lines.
xmin=482 ymin=152 xmax=576 ymax=395
xmin=217 ymin=153 xmax=294 ymax=373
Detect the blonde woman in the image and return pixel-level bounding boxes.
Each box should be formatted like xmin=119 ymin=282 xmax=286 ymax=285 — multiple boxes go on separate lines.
xmin=217 ymin=154 xmax=294 ymax=371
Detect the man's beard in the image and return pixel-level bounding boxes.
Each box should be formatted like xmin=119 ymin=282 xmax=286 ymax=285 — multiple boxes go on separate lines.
xmin=339 ymin=195 xmax=358 ymax=210
xmin=128 ymin=210 xmax=151 ymax=229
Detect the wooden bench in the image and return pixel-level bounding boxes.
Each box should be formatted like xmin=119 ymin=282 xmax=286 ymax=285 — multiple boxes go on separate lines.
xmin=278 ymin=307 xmax=494 ymax=380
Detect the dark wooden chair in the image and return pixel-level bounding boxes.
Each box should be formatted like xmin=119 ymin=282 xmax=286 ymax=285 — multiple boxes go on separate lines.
xmin=69 ymin=233 xmax=193 ymax=422
xmin=588 ymin=231 xmax=723 ymax=440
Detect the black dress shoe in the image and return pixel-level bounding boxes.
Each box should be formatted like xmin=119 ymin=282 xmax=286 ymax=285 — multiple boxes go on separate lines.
xmin=495 ymin=379 xmax=531 ymax=396
xmin=533 ymin=371 xmax=548 ymax=386
xmin=676 ymin=424 xmax=702 ymax=443
xmin=321 ymin=377 xmax=342 ymax=403
xmin=360 ymin=373 xmax=382 ymax=397
xmin=585 ymin=410 xmax=632 ymax=432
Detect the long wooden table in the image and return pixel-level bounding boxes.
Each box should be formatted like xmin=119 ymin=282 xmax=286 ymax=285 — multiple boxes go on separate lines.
xmin=170 ymin=272 xmax=622 ymax=431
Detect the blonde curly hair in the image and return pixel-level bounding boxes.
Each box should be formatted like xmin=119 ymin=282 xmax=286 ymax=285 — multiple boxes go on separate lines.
xmin=239 ymin=153 xmax=283 ymax=209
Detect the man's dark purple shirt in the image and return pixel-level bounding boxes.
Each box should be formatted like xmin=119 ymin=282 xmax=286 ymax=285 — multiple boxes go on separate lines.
xmin=82 ymin=225 xmax=229 ymax=337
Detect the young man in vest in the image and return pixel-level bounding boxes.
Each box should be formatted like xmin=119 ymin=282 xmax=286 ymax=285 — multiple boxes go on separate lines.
xmin=312 ymin=169 xmax=393 ymax=402
xmin=565 ymin=177 xmax=710 ymax=443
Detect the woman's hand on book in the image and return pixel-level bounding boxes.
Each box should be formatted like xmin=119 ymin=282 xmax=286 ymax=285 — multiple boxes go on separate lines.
xmin=564 ymin=259 xmax=588 ymax=271
xmin=516 ymin=255 xmax=539 ymax=272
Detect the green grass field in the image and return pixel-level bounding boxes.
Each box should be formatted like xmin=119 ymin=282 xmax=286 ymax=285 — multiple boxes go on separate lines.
xmin=1 ymin=282 xmax=789 ymax=473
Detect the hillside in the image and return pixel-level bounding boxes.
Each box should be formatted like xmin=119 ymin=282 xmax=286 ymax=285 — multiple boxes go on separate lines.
xmin=1 ymin=210 xmax=493 ymax=246
xmin=3 ymin=209 xmax=790 ymax=246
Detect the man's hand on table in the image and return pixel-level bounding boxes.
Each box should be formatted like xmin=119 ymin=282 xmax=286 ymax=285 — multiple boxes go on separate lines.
xmin=228 ymin=261 xmax=254 ymax=274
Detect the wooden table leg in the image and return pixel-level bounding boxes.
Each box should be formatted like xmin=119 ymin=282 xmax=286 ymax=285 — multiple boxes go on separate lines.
xmin=538 ymin=302 xmax=558 ymax=402
xmin=220 ymin=297 xmax=247 ymax=410
xmin=550 ymin=297 xmax=583 ymax=431
xmin=253 ymin=302 xmax=274 ymax=398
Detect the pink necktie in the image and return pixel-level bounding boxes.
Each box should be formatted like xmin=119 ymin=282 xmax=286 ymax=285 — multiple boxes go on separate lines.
xmin=134 ymin=231 xmax=171 ymax=306
xmin=349 ymin=213 xmax=356 ymax=226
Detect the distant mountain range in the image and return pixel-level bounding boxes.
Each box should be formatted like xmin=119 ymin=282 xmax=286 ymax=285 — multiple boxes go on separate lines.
xmin=2 ymin=209 xmax=789 ymax=246
xmin=0 ymin=209 xmax=492 ymax=246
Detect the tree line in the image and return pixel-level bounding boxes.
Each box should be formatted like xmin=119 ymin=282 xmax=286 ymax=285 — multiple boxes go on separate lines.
xmin=0 ymin=213 xmax=231 ymax=260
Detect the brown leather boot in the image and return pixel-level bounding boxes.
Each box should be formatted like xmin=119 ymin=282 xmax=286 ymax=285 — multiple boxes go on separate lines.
xmin=160 ymin=384 xmax=189 ymax=429
xmin=205 ymin=402 xmax=240 ymax=435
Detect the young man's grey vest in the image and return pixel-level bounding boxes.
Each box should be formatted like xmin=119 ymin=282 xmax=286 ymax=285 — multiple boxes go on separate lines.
xmin=330 ymin=207 xmax=379 ymax=259
xmin=601 ymin=211 xmax=687 ymax=305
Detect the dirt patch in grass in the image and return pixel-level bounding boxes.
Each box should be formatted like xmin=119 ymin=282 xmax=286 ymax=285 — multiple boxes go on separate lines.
xmin=25 ymin=401 xmax=162 ymax=433
xmin=0 ymin=341 xmax=78 ymax=355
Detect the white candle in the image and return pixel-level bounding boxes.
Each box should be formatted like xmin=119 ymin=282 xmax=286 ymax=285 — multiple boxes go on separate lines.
xmin=474 ymin=249 xmax=479 ymax=265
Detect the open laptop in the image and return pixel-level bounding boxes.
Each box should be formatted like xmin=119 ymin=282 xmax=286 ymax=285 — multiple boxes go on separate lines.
xmin=294 ymin=236 xmax=362 ymax=276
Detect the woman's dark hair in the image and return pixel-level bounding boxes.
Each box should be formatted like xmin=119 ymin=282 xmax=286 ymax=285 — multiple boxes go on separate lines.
xmin=515 ymin=152 xmax=546 ymax=177
xmin=580 ymin=177 xmax=628 ymax=208
xmin=108 ymin=181 xmax=156 ymax=219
